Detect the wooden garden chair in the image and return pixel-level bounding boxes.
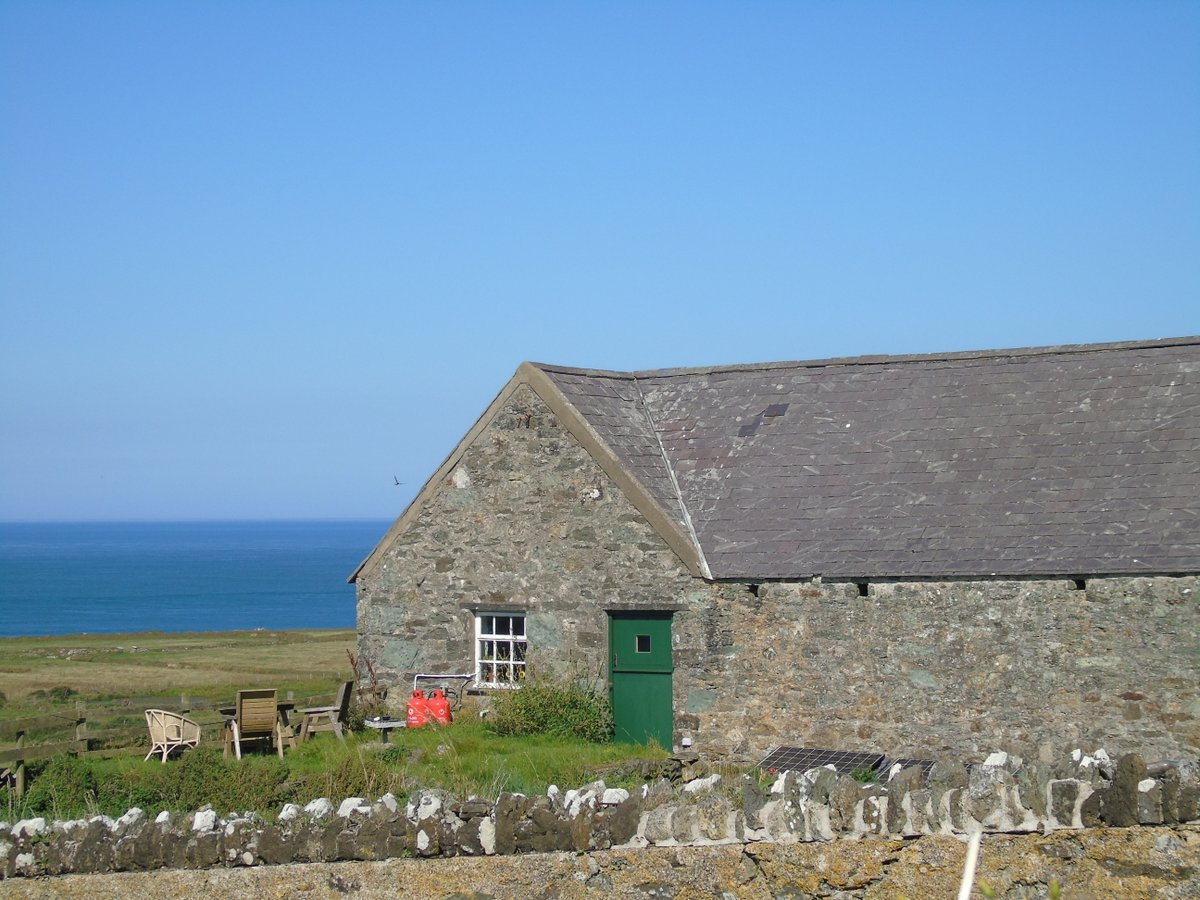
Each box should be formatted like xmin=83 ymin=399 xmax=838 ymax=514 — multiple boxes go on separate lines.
xmin=298 ymin=680 xmax=354 ymax=743
xmin=223 ymin=689 xmax=291 ymax=759
xmin=144 ymin=709 xmax=201 ymax=763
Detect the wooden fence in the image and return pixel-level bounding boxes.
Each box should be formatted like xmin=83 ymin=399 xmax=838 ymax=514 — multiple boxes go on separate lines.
xmin=0 ymin=690 xmax=328 ymax=797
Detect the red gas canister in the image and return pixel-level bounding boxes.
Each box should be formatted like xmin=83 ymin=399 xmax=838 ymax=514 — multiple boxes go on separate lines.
xmin=427 ymin=689 xmax=452 ymax=726
xmin=406 ymin=690 xmax=432 ymax=728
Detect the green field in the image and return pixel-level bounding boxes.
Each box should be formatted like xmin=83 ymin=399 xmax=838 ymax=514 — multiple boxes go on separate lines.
xmin=0 ymin=628 xmax=357 ymax=719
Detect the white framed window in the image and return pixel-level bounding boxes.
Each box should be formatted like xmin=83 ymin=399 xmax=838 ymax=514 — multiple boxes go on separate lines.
xmin=475 ymin=612 xmax=527 ymax=686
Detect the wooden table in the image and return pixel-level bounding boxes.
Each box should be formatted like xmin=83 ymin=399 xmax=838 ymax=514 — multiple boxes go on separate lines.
xmin=219 ymin=702 xmax=295 ymax=726
xmin=363 ymin=717 xmax=405 ymax=743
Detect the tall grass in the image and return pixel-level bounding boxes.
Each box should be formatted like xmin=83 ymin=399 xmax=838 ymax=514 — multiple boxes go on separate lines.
xmin=3 ymin=721 xmax=667 ymax=821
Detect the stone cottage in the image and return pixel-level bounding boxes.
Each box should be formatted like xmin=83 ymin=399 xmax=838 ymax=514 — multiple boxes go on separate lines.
xmin=351 ymin=336 xmax=1200 ymax=761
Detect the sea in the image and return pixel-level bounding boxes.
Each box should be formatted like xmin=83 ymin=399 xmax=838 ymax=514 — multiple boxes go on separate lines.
xmin=0 ymin=520 xmax=392 ymax=637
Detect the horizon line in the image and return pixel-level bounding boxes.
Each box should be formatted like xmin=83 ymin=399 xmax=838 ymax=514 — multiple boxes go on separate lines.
xmin=0 ymin=517 xmax=395 ymax=525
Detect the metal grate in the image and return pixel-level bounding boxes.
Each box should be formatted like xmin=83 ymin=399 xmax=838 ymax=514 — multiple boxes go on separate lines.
xmin=758 ymin=746 xmax=937 ymax=781
xmin=758 ymin=746 xmax=886 ymax=775
xmin=882 ymin=757 xmax=936 ymax=780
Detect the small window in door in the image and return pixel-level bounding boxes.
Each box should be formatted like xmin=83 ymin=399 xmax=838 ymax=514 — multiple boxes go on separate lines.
xmin=636 ymin=634 xmax=651 ymax=653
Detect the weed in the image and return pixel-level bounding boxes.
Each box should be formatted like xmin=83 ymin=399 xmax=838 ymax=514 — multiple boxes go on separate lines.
xmin=346 ymin=696 xmax=389 ymax=733
xmin=851 ymin=766 xmax=880 ymax=784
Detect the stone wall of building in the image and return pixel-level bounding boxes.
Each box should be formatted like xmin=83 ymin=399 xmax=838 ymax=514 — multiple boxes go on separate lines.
xmin=687 ymin=575 xmax=1200 ymax=760
xmin=357 ymin=385 xmax=1200 ymax=761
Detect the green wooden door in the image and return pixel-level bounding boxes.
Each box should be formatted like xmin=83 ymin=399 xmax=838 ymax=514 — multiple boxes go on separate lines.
xmin=609 ymin=612 xmax=673 ymax=748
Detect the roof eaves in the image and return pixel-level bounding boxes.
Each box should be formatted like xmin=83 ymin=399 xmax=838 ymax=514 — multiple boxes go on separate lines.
xmin=710 ymin=566 xmax=1200 ymax=581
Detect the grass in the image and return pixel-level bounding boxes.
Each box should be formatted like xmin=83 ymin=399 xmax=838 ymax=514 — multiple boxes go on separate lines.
xmin=376 ymin=718 xmax=661 ymax=797
xmin=0 ymin=629 xmax=356 ymax=720
xmin=4 ymin=720 xmax=669 ymax=822
xmin=1 ymin=629 xmax=669 ymax=822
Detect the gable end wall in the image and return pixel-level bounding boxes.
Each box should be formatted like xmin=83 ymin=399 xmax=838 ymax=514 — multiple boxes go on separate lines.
xmin=355 ymin=385 xmax=725 ymax=705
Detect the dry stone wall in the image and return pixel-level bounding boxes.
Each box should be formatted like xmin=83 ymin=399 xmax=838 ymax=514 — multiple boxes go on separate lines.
xmin=356 ymin=385 xmax=1200 ymax=760
xmin=4 ymin=750 xmax=1198 ymax=880
xmin=2 ymin=830 xmax=1198 ymax=900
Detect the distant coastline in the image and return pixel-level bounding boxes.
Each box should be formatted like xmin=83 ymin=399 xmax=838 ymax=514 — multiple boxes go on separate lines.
xmin=0 ymin=520 xmax=389 ymax=638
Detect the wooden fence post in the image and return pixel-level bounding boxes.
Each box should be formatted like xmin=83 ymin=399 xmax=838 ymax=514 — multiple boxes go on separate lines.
xmin=14 ymin=731 xmax=25 ymax=797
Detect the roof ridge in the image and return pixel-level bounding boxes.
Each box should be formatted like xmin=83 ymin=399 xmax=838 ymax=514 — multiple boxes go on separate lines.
xmin=529 ymin=335 xmax=1200 ymax=381
xmin=526 ymin=362 xmax=636 ymax=379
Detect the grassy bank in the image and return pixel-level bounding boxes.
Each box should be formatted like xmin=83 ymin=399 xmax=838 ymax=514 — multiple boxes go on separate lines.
xmin=0 ymin=629 xmax=357 ymax=719
xmin=7 ymin=722 xmax=669 ymax=822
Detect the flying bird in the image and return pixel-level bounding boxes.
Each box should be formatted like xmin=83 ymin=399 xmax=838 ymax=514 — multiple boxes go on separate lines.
xmin=394 ymin=476 xmax=404 ymax=485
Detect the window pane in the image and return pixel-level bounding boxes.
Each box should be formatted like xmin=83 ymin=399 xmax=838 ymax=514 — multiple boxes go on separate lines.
xmin=636 ymin=634 xmax=651 ymax=653
xmin=475 ymin=612 xmax=529 ymax=686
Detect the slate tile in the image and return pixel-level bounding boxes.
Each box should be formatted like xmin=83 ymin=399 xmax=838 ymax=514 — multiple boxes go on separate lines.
xmin=540 ymin=340 xmax=1199 ymax=577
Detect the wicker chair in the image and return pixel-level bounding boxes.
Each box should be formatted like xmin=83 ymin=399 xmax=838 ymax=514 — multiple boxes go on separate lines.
xmin=144 ymin=709 xmax=201 ymax=763
xmin=223 ymin=689 xmax=290 ymax=759
xmin=298 ymin=681 xmax=354 ymax=743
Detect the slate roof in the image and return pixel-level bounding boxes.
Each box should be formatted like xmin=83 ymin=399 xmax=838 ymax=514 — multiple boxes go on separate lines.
xmin=536 ymin=337 xmax=1200 ymax=579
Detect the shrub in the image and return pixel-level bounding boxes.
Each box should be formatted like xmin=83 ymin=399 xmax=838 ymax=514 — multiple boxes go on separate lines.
xmin=488 ymin=677 xmax=613 ymax=742
xmin=21 ymin=755 xmax=98 ymax=819
xmin=47 ymin=686 xmax=78 ymax=703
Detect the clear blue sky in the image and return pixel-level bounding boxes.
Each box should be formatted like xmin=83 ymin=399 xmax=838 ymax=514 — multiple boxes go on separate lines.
xmin=2 ymin=1 xmax=1197 ymax=522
